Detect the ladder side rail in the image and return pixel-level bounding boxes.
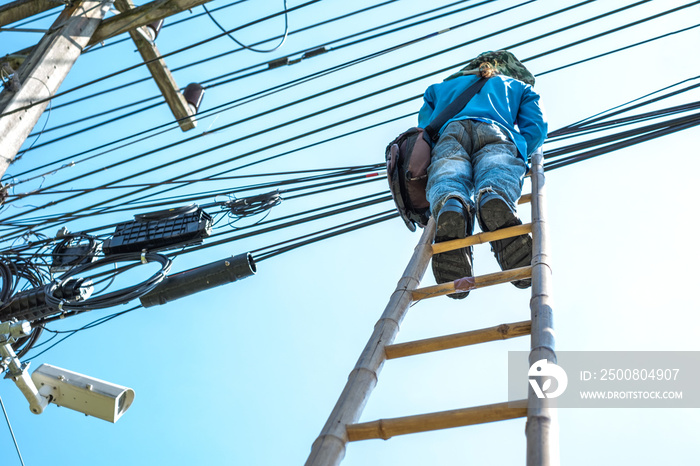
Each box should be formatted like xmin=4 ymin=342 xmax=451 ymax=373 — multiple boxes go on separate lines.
xmin=526 ymin=148 xmax=559 ymax=466
xmin=305 ymin=219 xmax=436 ymax=466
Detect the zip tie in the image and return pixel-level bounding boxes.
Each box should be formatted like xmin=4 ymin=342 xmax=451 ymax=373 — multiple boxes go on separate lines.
xmin=141 ymin=250 xmax=148 ymax=264
xmin=58 ymin=300 xmax=66 ymax=314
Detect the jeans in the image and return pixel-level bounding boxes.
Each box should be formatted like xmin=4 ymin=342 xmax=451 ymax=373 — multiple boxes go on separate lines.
xmin=426 ymin=120 xmax=527 ymax=219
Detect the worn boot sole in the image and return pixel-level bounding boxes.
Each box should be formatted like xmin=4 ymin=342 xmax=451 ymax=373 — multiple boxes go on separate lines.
xmin=479 ymin=197 xmax=532 ymax=289
xmin=432 ymin=201 xmax=473 ymax=299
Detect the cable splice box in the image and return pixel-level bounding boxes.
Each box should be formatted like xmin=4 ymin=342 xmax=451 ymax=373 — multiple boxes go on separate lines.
xmin=103 ymin=205 xmax=213 ymax=255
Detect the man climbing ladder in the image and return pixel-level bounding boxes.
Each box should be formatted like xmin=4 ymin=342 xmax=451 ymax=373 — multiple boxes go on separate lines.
xmin=419 ymin=50 xmax=548 ymax=298
xmin=305 ymin=50 xmax=557 ymax=466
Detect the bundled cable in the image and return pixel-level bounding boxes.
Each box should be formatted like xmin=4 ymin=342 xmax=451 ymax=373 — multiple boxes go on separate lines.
xmin=0 ymin=256 xmax=49 ymax=356
xmin=50 ymin=232 xmax=100 ymax=271
xmin=43 ymin=252 xmax=172 ymax=312
xmin=222 ymin=190 xmax=282 ymax=222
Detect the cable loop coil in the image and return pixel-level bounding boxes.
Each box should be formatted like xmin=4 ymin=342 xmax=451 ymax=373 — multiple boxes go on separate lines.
xmin=43 ymin=252 xmax=172 ymax=312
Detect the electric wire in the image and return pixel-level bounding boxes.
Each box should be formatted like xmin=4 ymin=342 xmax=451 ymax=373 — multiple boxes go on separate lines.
xmin=2 ymin=0 xmax=680 ymax=162
xmin=1 ymin=0 xmax=606 ymax=221
xmin=84 ymin=0 xmax=252 ymax=54
xmin=536 ymin=22 xmax=700 ymax=77
xmin=6 ymin=2 xmax=640 ymax=202
xmin=10 ymin=0 xmax=662 ymax=196
xmin=6 ymin=111 xmax=407 ymax=218
xmin=169 ymin=189 xmax=393 ymax=256
xmin=0 ymin=0 xmax=325 ymax=118
xmin=4 ymin=66 xmax=699 ymax=242
xmin=22 ymin=0 xmax=404 ymax=124
xmin=43 ymin=252 xmax=171 ymax=312
xmin=0 ymin=0 xmax=700 ymax=372
xmin=203 ymin=0 xmax=288 ymax=53
xmin=2 ymin=164 xmax=386 ymax=233
xmin=7 ymin=164 xmax=383 ymax=198
xmin=550 ymin=76 xmax=700 ymax=137
xmin=0 ymin=395 xmax=25 ymax=466
xmin=0 ymin=1 xmax=699 ymax=329
xmin=25 ymin=305 xmax=141 ymax=361
xmin=14 ymin=0 xmax=507 ymax=160
xmin=253 ymin=210 xmax=399 ymax=262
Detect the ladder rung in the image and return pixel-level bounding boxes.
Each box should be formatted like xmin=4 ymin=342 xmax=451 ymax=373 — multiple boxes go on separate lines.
xmin=385 ymin=320 xmax=531 ymax=359
xmin=518 ymin=193 xmax=532 ymax=204
xmin=346 ymin=400 xmax=528 ymax=441
xmin=412 ymin=266 xmax=532 ymax=301
xmin=431 ymin=223 xmax=532 ymax=255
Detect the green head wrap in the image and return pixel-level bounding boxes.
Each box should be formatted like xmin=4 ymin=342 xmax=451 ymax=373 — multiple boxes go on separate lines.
xmin=446 ymin=50 xmax=535 ymax=86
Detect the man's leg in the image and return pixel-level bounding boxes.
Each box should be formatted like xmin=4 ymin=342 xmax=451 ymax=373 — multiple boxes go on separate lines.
xmin=426 ymin=121 xmax=475 ymax=217
xmin=470 ymin=122 xmax=531 ymax=288
xmin=426 ymin=121 xmax=476 ymax=299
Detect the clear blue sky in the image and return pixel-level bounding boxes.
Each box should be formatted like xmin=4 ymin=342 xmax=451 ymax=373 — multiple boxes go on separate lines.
xmin=0 ymin=0 xmax=699 ymax=464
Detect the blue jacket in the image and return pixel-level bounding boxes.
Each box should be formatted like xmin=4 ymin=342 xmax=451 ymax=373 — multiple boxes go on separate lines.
xmin=417 ymin=74 xmax=547 ymax=161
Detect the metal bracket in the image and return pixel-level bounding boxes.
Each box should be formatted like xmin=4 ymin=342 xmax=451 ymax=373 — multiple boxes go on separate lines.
xmin=0 ymin=323 xmax=49 ymax=415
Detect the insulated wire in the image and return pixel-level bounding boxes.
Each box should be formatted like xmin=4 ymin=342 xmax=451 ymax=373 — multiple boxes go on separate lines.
xmin=203 ymin=0 xmax=289 ymax=52
xmin=0 ymin=0 xmax=325 ymax=118
xmin=25 ymin=305 xmax=141 ymax=361
xmin=23 ymin=0 xmax=404 ymax=123
xmin=535 ymin=22 xmax=700 ymax=77
xmin=1 ymin=0 xmax=605 ymax=219
xmin=544 ymin=112 xmax=700 ymax=171
xmin=551 ymin=76 xmax=700 ymax=136
xmin=252 ymin=211 xmax=399 ymax=261
xmin=2 ymin=0 xmax=672 ymax=190
xmin=0 ymin=0 xmax=697 ymax=350
xmin=85 ymin=0 xmax=252 ymax=54
xmin=521 ymin=0 xmax=700 ymax=64
xmin=4 ymin=65 xmax=699 ymax=241
xmin=7 ymin=167 xmax=386 ymax=227
xmin=4 ymin=1 xmax=700 ymax=253
xmin=0 ymin=395 xmax=25 ymax=466
xmin=16 ymin=0 xmax=659 ymax=188
xmin=174 ymin=195 xmax=398 ymax=255
xmin=5 ymin=2 xmax=608 ymax=200
xmin=15 ymin=0 xmax=504 ymax=159
xmin=0 ymin=173 xmax=388 ymax=247
xmin=7 ymin=164 xmax=383 ymax=197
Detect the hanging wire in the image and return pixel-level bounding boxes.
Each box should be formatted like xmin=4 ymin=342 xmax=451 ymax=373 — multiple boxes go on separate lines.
xmin=10 ymin=0 xmax=513 ymax=165
xmin=3 ymin=0 xmax=610 ymax=202
xmin=0 ymin=0 xmax=324 ymax=119
xmin=43 ymin=253 xmax=172 ymax=312
xmin=6 ymin=0 xmax=660 ymax=205
xmin=0 ymin=0 xmax=698 ymax=313
xmin=203 ymin=0 xmax=289 ymax=53
xmin=20 ymin=0 xmax=403 ymax=125
xmin=84 ymin=0 xmax=252 ymax=54
xmin=0 ymin=395 xmax=26 ymax=466
xmin=4 ymin=0 xmax=684 ymax=200
xmin=25 ymin=305 xmax=141 ymax=361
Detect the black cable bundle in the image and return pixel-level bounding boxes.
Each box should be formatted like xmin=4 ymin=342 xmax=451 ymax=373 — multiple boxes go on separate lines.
xmin=224 ymin=190 xmax=282 ymax=223
xmin=43 ymin=252 xmax=172 ymax=312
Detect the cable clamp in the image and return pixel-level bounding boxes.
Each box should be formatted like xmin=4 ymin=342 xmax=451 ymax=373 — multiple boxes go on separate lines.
xmin=141 ymin=250 xmax=148 ymax=264
xmin=58 ymin=300 xmax=66 ymax=315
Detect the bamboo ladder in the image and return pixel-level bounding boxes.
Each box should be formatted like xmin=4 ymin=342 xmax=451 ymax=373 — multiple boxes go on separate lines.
xmin=305 ymin=149 xmax=557 ymax=466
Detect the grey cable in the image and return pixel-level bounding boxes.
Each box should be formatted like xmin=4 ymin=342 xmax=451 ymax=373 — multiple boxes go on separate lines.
xmin=0 ymin=395 xmax=26 ymax=466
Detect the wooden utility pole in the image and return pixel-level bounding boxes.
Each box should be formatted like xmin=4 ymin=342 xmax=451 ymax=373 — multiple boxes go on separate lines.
xmin=114 ymin=0 xmax=197 ymax=131
xmin=2 ymin=0 xmax=216 ymax=64
xmin=90 ymin=0 xmax=214 ymax=46
xmin=0 ymin=0 xmax=60 ymax=28
xmin=0 ymin=0 xmax=216 ymax=180
xmin=0 ymin=0 xmax=113 ymax=180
